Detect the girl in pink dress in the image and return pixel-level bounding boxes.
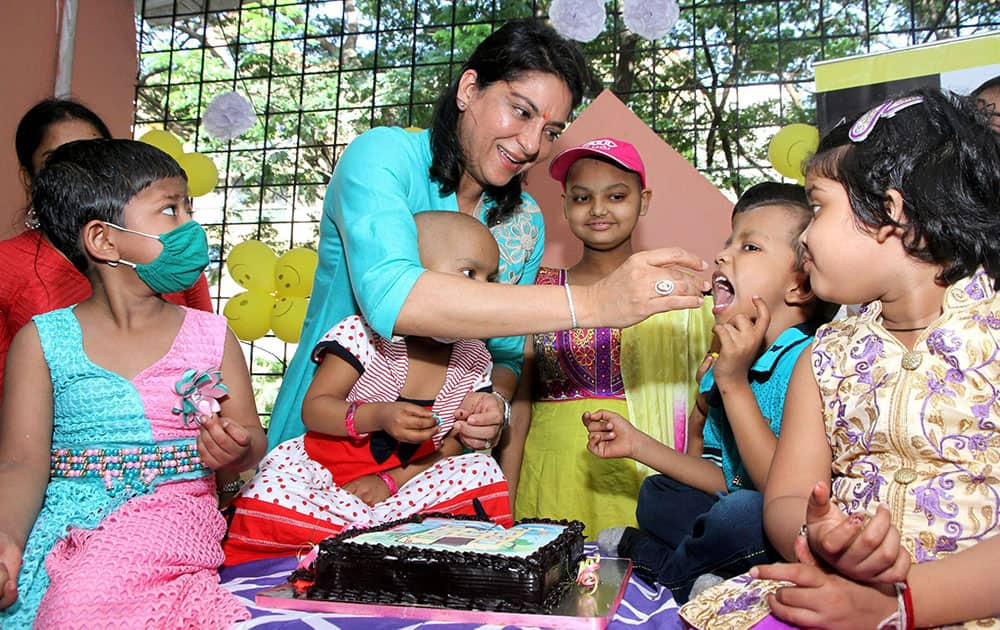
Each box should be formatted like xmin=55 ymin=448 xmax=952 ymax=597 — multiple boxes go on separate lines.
xmin=0 ymin=139 xmax=266 ymax=628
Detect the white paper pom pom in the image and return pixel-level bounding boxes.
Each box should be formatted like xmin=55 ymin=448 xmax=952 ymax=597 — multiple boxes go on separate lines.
xmin=202 ymin=91 xmax=257 ymax=141
xmin=623 ymin=0 xmax=680 ymax=41
xmin=549 ymin=0 xmax=606 ymax=43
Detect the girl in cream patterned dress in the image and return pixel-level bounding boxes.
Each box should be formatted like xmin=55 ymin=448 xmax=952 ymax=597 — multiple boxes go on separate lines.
xmin=681 ymin=90 xmax=1000 ymax=629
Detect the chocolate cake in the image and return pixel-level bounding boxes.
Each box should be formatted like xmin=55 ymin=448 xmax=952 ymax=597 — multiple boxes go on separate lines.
xmin=297 ymin=513 xmax=585 ymax=613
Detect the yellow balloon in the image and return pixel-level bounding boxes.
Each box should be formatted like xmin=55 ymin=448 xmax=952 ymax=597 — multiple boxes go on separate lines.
xmin=227 ymin=240 xmax=277 ymax=293
xmin=270 ymin=296 xmax=309 ymax=343
xmin=177 ymin=152 xmax=220 ymax=197
xmin=223 ymin=290 xmax=274 ymax=341
xmin=768 ymin=124 xmax=820 ymax=183
xmin=274 ymin=247 xmax=319 ymax=298
xmin=138 ymin=129 xmax=184 ymax=158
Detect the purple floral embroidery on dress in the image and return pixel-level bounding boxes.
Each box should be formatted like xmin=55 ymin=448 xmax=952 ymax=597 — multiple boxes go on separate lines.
xmin=934 ymin=534 xmax=959 ymax=553
xmin=972 ymin=403 xmax=992 ymax=422
xmin=913 ymin=539 xmax=931 ymax=563
xmin=850 ymin=335 xmax=884 ymax=385
xmin=926 ymin=373 xmax=957 ymax=398
xmin=965 ymin=274 xmax=986 ymax=299
xmin=912 ymin=483 xmax=958 ymax=525
xmin=926 ymin=329 xmax=962 ymax=356
xmin=812 ymin=348 xmax=835 ymax=375
xmin=968 ymin=472 xmax=988 ymax=485
xmin=717 ymin=588 xmax=763 ymax=614
xmin=914 ymin=532 xmax=960 ymax=562
xmin=971 ymin=312 xmax=1000 ymax=329
xmin=944 ymin=367 xmax=964 ymax=383
xmin=967 ymin=433 xmax=990 ymax=451
xmin=833 ymin=418 xmax=862 ymax=445
xmin=925 ymin=329 xmax=965 ymax=376
xmin=850 ymin=463 xmax=885 ymax=509
xmin=732 ymin=574 xmax=755 ymax=586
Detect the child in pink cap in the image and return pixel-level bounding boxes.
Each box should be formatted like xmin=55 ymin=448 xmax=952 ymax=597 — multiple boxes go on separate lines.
xmin=500 ymin=137 xmax=654 ymax=538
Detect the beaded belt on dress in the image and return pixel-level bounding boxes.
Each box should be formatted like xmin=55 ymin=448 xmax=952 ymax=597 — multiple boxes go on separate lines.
xmin=50 ymin=442 xmax=208 ymax=488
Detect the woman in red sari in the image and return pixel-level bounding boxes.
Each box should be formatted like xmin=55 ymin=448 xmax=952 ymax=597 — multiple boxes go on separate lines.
xmin=0 ymin=99 xmax=212 ymax=401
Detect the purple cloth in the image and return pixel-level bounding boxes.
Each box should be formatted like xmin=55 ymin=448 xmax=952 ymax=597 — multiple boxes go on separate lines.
xmin=751 ymin=616 xmax=798 ymax=629
xmin=220 ymin=544 xmax=682 ymax=629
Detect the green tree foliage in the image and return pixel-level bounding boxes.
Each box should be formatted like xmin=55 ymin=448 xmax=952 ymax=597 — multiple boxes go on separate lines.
xmin=137 ymin=0 xmax=999 ymax=205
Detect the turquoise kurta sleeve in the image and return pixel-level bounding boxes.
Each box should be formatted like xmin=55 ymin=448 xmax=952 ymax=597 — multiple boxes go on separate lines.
xmin=329 ymin=128 xmax=428 ymax=338
xmin=484 ymin=195 xmax=545 ymax=377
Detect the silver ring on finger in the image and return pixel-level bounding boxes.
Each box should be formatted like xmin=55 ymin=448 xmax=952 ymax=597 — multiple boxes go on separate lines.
xmin=484 ymin=439 xmax=492 ymax=449
xmin=654 ymin=279 xmax=676 ymax=296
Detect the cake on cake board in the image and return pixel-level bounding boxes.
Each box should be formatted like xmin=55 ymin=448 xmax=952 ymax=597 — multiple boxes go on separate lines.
xmin=255 ymin=557 xmax=631 ymax=629
xmin=255 ymin=514 xmax=632 ymax=629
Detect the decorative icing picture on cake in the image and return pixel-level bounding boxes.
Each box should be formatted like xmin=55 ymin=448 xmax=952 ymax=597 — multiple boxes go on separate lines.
xmin=344 ymin=518 xmax=566 ymax=557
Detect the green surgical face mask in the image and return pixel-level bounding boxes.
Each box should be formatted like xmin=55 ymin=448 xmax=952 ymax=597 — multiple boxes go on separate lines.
xmin=106 ymin=221 xmax=209 ymax=294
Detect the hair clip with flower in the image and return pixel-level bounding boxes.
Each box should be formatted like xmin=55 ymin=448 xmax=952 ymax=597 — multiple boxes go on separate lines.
xmin=172 ymin=368 xmax=229 ymax=426
xmin=848 ymin=96 xmax=924 ymax=143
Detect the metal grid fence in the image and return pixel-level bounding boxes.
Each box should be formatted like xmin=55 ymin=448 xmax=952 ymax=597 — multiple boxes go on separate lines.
xmin=134 ymin=0 xmax=999 ymax=422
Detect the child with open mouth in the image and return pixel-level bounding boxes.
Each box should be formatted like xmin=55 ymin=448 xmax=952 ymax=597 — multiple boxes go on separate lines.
xmin=586 ymin=181 xmax=837 ymax=604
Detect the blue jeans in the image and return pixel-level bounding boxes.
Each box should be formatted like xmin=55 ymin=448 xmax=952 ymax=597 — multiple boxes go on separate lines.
xmin=622 ymin=474 xmax=779 ymax=604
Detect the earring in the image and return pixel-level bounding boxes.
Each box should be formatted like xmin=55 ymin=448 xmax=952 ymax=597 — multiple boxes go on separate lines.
xmin=457 ymin=98 xmax=466 ymax=111
xmin=24 ymin=207 xmax=40 ymax=230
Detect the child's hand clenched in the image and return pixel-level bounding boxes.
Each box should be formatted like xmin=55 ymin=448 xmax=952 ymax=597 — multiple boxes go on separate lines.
xmin=377 ymin=403 xmax=438 ymax=444
xmin=197 ymin=415 xmax=252 ymax=471
xmin=582 ymin=410 xmax=640 ymax=460
xmin=805 ymin=481 xmax=910 ymax=584
xmin=712 ymin=296 xmax=770 ymax=387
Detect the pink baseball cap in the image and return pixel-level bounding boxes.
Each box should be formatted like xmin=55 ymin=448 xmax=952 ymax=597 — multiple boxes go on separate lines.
xmin=548 ymin=137 xmax=646 ymax=189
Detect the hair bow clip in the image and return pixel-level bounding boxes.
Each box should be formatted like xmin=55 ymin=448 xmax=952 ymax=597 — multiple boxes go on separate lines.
xmin=172 ymin=367 xmax=229 ymax=426
xmin=576 ymin=553 xmax=601 ymax=594
xmin=848 ymin=96 xmax=924 ymax=143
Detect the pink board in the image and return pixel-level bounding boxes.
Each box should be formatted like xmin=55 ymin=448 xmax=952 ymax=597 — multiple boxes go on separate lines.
xmin=256 ymin=557 xmax=633 ymax=629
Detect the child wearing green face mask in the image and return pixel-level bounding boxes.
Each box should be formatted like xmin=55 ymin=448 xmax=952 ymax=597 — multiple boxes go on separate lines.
xmin=0 ymin=139 xmax=266 ymax=627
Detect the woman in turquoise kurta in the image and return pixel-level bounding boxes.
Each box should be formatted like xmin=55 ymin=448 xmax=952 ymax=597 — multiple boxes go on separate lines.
xmin=267 ymin=124 xmax=546 ymax=447
xmin=267 ymin=20 xmax=713 ymax=453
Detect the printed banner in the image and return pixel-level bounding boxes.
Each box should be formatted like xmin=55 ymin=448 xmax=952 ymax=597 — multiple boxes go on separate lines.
xmin=814 ymin=31 xmax=1000 ymax=133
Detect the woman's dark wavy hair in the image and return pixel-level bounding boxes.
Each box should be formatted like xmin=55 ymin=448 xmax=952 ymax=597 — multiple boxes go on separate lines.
xmin=32 ymin=139 xmax=186 ymax=274
xmin=15 ymin=98 xmax=112 ymax=179
xmin=429 ymin=19 xmax=591 ymax=225
xmin=733 ymin=181 xmax=839 ymax=325
xmin=805 ymin=88 xmax=1000 ymax=288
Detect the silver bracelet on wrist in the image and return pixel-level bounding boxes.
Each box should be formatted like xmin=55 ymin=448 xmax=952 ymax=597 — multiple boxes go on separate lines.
xmin=490 ymin=390 xmax=511 ymax=430
xmin=564 ymin=282 xmax=578 ymax=329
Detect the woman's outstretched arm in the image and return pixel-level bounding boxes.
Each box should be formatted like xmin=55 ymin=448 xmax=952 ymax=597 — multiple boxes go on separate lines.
xmin=396 ymin=248 xmax=709 ymax=339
